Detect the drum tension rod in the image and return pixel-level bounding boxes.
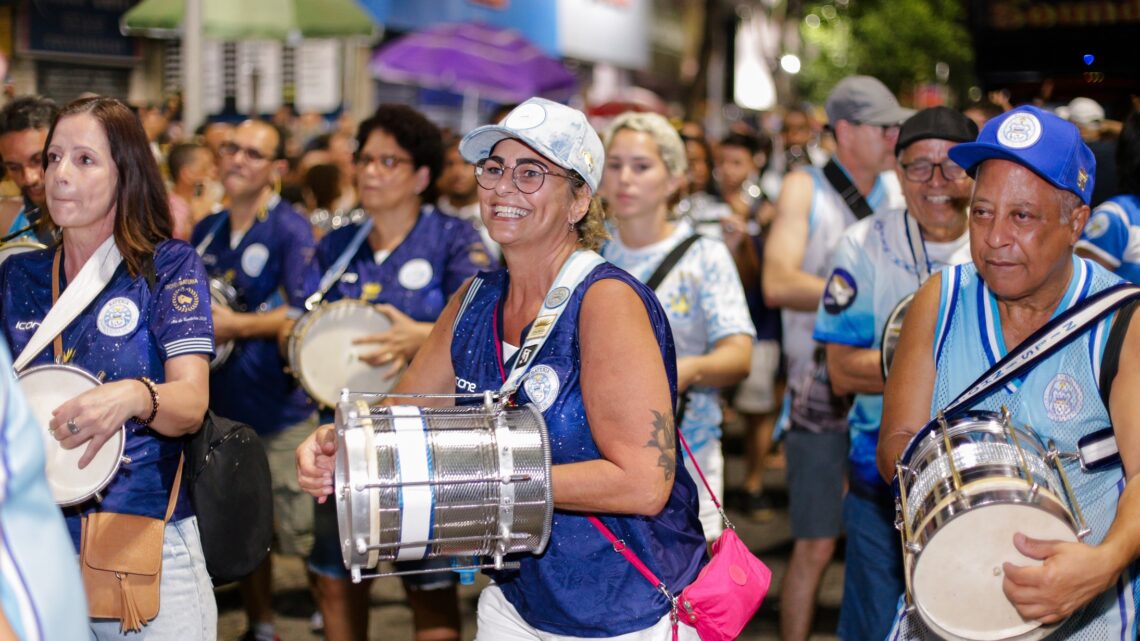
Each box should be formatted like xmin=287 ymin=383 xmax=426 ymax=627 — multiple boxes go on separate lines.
xmin=357 ymin=473 xmax=534 ymax=491
xmin=936 ymin=411 xmax=963 ymax=492
xmin=1002 ymin=406 xmax=1038 ymax=497
xmin=1047 ymin=438 xmax=1091 ymax=539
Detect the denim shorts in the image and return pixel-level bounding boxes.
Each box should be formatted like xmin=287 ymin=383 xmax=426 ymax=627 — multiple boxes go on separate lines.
xmin=784 ymin=428 xmax=847 ymax=538
xmin=307 ymin=494 xmax=458 ymax=590
xmin=90 ymin=517 xmax=217 ymax=641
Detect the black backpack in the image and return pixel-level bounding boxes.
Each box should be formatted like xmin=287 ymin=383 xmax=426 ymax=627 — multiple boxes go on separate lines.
xmin=186 ymin=411 xmax=274 ymax=584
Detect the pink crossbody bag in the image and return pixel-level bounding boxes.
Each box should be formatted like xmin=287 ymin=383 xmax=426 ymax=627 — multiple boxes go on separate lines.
xmin=588 ymin=432 xmax=772 ymax=641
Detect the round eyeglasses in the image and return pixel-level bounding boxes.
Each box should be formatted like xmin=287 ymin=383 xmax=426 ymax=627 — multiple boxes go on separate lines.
xmin=900 ymin=160 xmax=968 ymax=183
xmin=474 ymin=158 xmax=573 ymax=194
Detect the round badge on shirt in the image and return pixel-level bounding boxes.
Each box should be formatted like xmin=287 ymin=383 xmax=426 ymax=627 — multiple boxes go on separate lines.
xmin=241 ymin=243 xmax=270 ymax=278
xmin=97 ymin=297 xmax=140 ymax=337
xmin=523 ymin=365 xmax=560 ymax=412
xmin=398 ymin=258 xmax=433 ymax=290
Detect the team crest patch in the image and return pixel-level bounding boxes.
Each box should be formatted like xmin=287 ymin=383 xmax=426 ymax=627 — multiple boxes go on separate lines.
xmin=171 ymin=286 xmax=200 ymax=312
xmin=822 ymin=268 xmax=857 ymax=314
xmin=997 ymin=113 xmax=1042 ymax=149
xmin=98 ymin=297 xmax=140 ymax=337
xmin=241 ymin=243 xmax=270 ymax=277
xmin=1043 ymin=372 xmax=1083 ymax=422
xmin=544 ymin=287 xmax=571 ymax=309
xmin=1085 ymin=211 xmax=1109 ymax=239
xmin=398 ymin=258 xmax=433 ymax=290
xmin=523 ymin=365 xmax=560 ymax=412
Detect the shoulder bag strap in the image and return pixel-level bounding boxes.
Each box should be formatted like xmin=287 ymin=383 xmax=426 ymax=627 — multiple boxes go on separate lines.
xmin=943 ymin=282 xmax=1140 ymax=418
xmin=646 ymin=234 xmax=702 ymax=291
xmin=164 ymin=455 xmax=184 ymax=523
xmin=14 ymin=235 xmax=123 ymax=372
xmin=822 ymin=159 xmax=874 ymax=220
xmin=586 ymin=515 xmax=671 ymax=597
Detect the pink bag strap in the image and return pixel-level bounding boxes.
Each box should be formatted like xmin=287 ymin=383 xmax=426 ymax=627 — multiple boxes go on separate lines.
xmin=677 ymin=431 xmax=735 ymax=530
xmin=587 ymin=516 xmax=679 ymax=640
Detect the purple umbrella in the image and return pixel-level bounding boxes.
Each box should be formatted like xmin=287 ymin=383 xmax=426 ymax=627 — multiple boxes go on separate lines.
xmin=370 ymin=22 xmax=577 ymax=106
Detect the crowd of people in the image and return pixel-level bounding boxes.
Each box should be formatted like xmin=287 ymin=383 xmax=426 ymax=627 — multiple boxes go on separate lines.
xmin=0 ymin=63 xmax=1137 ymax=641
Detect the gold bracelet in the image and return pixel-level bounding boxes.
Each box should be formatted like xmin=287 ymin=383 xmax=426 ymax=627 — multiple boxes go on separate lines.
xmin=134 ymin=376 xmax=160 ymax=426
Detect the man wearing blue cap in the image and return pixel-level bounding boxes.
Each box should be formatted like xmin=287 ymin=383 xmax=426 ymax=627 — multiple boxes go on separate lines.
xmin=878 ymin=105 xmax=1140 ymax=639
xmin=813 ymin=106 xmax=977 ymax=641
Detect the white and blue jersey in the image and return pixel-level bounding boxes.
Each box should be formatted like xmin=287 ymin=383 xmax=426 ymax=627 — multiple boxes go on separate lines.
xmin=191 ymin=196 xmax=316 ymax=436
xmin=1078 ymin=194 xmax=1140 ymax=283
xmin=890 ymin=256 xmax=1139 ymax=640
xmin=312 ymin=206 xmax=492 ymax=320
xmin=812 ymin=208 xmax=970 ymax=490
xmin=0 ymin=341 xmax=89 ymax=640
xmin=451 ymin=264 xmax=706 ymax=637
xmin=602 ymin=220 xmax=755 ymax=454
xmin=0 ymin=240 xmax=215 ymax=546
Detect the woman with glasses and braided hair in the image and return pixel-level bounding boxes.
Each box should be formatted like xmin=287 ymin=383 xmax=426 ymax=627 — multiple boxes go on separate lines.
xmin=297 ymin=98 xmax=707 ymax=639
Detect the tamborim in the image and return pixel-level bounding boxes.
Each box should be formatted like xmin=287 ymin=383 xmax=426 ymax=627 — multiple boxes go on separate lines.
xmin=288 ymin=300 xmax=397 ymax=408
xmin=880 ymin=292 xmax=914 ymax=379
xmin=17 ymin=364 xmax=125 ymax=506
xmin=209 ymin=277 xmax=237 ymax=370
xmin=0 ymin=240 xmax=47 ymax=266
xmin=334 ymin=397 xmax=552 ymax=583
xmin=894 ymin=410 xmax=1086 ymax=641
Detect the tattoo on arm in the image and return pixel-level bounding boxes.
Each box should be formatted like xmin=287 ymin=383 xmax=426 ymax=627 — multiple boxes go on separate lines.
xmin=646 ymin=409 xmax=677 ymax=480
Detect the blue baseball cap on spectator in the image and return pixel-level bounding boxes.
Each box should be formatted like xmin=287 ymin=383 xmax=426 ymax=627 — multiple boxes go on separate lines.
xmin=948 ymin=105 xmax=1096 ymax=204
xmin=459 ymin=97 xmax=605 ymax=194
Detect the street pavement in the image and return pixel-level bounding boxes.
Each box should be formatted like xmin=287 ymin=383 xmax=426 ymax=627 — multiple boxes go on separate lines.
xmin=217 ymin=419 xmax=846 ymax=641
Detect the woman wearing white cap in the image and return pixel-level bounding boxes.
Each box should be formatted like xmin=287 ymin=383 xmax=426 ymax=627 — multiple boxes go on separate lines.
xmin=297 ymin=98 xmax=707 ymax=639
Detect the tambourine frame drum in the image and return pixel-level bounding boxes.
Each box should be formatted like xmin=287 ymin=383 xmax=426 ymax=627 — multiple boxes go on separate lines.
xmin=17 ymin=363 xmax=126 ymax=506
xmin=894 ymin=409 xmax=1088 ymax=641
xmin=334 ymin=393 xmax=553 ymax=583
xmin=287 ymin=300 xmax=397 ymax=408
xmin=0 ymin=240 xmax=47 ymax=266
xmin=880 ymin=293 xmax=914 ymax=380
xmin=208 ymin=277 xmax=237 ymax=370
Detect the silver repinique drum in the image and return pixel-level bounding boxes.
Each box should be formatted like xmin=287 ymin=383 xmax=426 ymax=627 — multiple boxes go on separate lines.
xmin=334 ymin=394 xmax=552 ymax=582
xmin=894 ymin=409 xmax=1087 ymax=641
xmin=880 ymin=292 xmax=914 ymax=379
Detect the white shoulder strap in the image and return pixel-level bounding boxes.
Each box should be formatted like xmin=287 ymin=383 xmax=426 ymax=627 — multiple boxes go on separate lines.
xmin=13 ymin=235 xmax=123 ymax=372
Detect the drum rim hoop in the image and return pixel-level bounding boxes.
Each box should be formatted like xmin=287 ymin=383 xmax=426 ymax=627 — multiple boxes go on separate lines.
xmin=288 ymin=299 xmax=394 ymax=408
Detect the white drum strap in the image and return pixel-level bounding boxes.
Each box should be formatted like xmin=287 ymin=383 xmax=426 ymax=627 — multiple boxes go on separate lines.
xmin=391 ymin=405 xmax=433 ymax=561
xmin=305 ymin=217 xmax=374 ymax=311
xmin=500 ymin=250 xmax=605 ymax=396
xmin=903 ymin=209 xmax=931 ymax=285
xmin=194 ymin=212 xmax=229 ymax=256
xmin=14 ymin=235 xmax=122 ymax=372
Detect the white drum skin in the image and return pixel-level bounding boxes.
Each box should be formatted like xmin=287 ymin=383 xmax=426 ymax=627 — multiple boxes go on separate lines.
xmin=288 ymin=300 xmax=396 ymax=408
xmin=17 ymin=364 xmax=125 ymax=506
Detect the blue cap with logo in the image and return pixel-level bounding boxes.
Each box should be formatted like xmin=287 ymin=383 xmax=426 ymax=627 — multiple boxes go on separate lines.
xmin=948 ymin=105 xmax=1096 ymax=204
xmin=459 ymin=97 xmax=605 ymax=194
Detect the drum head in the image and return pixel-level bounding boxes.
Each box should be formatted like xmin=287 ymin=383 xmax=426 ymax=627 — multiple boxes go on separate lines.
xmin=294 ymin=302 xmax=397 ymax=407
xmin=912 ymin=501 xmax=1076 ymax=641
xmin=880 ymin=293 xmax=914 ymax=379
xmin=18 ymin=365 xmax=124 ymax=506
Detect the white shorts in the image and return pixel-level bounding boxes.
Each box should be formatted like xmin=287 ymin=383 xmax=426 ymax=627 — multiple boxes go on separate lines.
xmin=475 ymin=583 xmax=701 ymax=640
xmin=733 ymin=339 xmax=781 ymax=414
xmin=683 ymin=438 xmax=724 ymax=542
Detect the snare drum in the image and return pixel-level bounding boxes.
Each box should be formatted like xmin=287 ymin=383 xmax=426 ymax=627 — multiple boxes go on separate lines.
xmin=334 ymin=398 xmax=552 ymax=582
xmin=894 ymin=410 xmax=1087 ymax=641
xmin=17 ymin=364 xmax=126 ymax=506
xmin=209 ymin=277 xmax=237 ymax=370
xmin=880 ymin=293 xmax=913 ymax=379
xmin=0 ymin=240 xmax=47 ymax=266
xmin=287 ymin=300 xmax=397 ymax=408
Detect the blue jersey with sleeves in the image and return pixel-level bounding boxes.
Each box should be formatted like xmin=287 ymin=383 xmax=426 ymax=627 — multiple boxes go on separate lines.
xmin=1078 ymin=194 xmax=1140 ymax=283
xmin=0 ymin=341 xmax=90 ymax=641
xmin=450 ymin=263 xmax=707 ymax=637
xmin=0 ymin=240 xmax=214 ymax=546
xmin=313 ymin=206 xmax=493 ymax=318
xmin=602 ymin=220 xmax=755 ymax=454
xmin=191 ymin=196 xmax=316 ymax=435
xmin=812 ymin=208 xmax=970 ymax=491
xmin=890 ymin=256 xmax=1138 ymax=640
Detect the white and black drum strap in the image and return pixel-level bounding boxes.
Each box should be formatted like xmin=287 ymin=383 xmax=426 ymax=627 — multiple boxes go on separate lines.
xmin=500 ymin=250 xmax=605 ymax=396
xmin=194 ymin=212 xmax=230 ymax=256
xmin=942 ymin=283 xmax=1140 ymax=470
xmin=304 ymin=218 xmax=374 ymax=311
xmin=451 ymin=275 xmax=484 ymax=336
xmin=13 ymin=235 xmax=123 ymax=373
xmin=903 ymin=209 xmax=931 ymax=285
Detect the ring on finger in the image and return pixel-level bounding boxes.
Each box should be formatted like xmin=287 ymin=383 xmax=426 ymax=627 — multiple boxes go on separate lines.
xmin=67 ymin=418 xmax=80 ymax=435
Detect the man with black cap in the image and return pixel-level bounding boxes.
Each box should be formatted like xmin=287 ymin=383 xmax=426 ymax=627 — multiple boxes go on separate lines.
xmin=812 ymin=106 xmax=977 ymax=641
xmin=763 ymin=74 xmax=911 ymax=641
xmin=878 ymin=105 xmax=1140 ymax=639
